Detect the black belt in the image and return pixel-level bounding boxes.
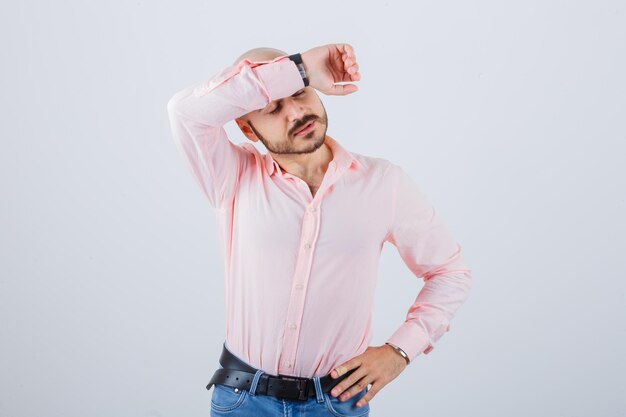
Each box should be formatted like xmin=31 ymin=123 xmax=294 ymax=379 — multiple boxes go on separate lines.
xmin=206 ymin=342 xmax=355 ymax=402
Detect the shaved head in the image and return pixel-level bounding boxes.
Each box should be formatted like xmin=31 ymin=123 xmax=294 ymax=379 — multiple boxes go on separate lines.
xmin=233 ymin=47 xmax=287 ymax=66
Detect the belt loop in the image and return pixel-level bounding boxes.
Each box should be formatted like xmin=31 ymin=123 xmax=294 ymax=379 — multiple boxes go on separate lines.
xmin=312 ymin=376 xmax=324 ymax=403
xmin=248 ymin=369 xmax=264 ymax=396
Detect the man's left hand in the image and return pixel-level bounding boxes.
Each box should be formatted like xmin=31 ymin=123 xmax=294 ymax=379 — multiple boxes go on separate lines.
xmin=329 ymin=344 xmax=408 ymax=408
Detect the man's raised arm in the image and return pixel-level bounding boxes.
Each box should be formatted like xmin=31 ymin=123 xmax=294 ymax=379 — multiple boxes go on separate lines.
xmin=166 ymin=55 xmax=305 ymax=209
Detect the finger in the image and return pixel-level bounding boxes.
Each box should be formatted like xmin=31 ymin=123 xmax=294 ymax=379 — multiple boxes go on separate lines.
xmin=331 ymin=364 xmax=348 ymax=379
xmin=329 ymin=364 xmax=357 ymax=393
xmin=355 ymin=382 xmax=381 ymax=408
xmin=344 ymin=43 xmax=355 ymax=59
xmin=329 ymin=82 xmax=358 ymax=96
xmin=343 ymin=57 xmax=358 ymax=73
xmin=330 ymin=367 xmax=367 ymax=398
xmin=338 ymin=375 xmax=370 ymax=402
xmin=348 ymin=63 xmax=359 ymax=74
xmin=341 ymin=68 xmax=360 ymax=83
xmin=342 ymin=60 xmax=356 ymax=74
xmin=340 ymin=43 xmax=356 ymax=61
xmin=330 ymin=355 xmax=361 ymax=379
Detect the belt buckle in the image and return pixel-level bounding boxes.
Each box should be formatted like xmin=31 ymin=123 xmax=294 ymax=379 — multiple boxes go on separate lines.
xmin=274 ymin=374 xmax=309 ymax=401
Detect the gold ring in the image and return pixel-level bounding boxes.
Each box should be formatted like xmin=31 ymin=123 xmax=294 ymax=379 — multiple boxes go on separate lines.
xmin=334 ymin=365 xmax=347 ymax=376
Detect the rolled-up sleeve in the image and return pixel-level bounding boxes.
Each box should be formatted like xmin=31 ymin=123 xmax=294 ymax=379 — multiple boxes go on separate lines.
xmin=384 ymin=163 xmax=472 ymax=362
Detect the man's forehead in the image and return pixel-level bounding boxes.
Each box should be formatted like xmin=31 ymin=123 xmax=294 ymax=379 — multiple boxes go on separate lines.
xmin=256 ymin=88 xmax=306 ymax=113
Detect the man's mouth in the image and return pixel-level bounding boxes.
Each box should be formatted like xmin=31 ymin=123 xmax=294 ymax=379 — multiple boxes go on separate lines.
xmin=295 ymin=120 xmax=315 ymax=136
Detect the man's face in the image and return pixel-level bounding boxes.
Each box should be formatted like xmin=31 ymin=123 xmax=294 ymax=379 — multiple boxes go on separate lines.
xmin=236 ymin=87 xmax=329 ymax=155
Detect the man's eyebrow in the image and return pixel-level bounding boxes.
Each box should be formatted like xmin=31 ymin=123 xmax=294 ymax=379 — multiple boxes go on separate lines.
xmin=260 ymin=89 xmax=305 ymax=112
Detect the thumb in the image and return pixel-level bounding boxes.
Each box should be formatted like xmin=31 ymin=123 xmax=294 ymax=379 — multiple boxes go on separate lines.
xmin=329 ymin=83 xmax=359 ymax=96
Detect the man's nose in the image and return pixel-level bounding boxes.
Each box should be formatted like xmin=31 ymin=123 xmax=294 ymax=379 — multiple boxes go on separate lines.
xmin=282 ymin=98 xmax=307 ymax=121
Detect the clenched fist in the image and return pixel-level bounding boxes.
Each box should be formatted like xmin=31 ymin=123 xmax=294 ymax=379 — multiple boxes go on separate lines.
xmin=300 ymin=43 xmax=361 ymax=96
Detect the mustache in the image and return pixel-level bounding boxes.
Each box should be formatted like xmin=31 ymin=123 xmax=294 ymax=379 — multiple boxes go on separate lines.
xmin=292 ymin=116 xmax=317 ymax=135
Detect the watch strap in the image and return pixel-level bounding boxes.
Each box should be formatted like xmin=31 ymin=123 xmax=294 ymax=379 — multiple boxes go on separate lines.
xmin=287 ymin=53 xmax=309 ymax=87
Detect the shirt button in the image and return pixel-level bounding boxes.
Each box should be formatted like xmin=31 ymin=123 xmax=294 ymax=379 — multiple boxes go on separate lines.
xmin=295 ymin=283 xmax=304 ymax=289
xmin=288 ymin=323 xmax=297 ymax=329
xmin=308 ymin=206 xmax=316 ymax=212
xmin=304 ymin=243 xmax=312 ymax=249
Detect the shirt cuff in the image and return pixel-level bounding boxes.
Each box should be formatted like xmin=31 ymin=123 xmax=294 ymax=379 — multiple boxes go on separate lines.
xmin=253 ymin=56 xmax=306 ymax=101
xmin=386 ymin=322 xmax=433 ymax=363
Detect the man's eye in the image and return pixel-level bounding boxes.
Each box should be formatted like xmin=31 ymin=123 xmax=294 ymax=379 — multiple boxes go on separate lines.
xmin=268 ymin=90 xmax=304 ymax=114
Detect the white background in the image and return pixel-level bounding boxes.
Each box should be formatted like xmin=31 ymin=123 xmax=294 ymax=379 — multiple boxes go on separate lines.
xmin=1 ymin=0 xmax=625 ymax=416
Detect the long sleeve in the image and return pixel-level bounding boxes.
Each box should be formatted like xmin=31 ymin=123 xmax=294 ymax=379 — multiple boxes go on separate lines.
xmin=384 ymin=163 xmax=472 ymax=363
xmin=166 ymin=55 xmax=305 ymax=209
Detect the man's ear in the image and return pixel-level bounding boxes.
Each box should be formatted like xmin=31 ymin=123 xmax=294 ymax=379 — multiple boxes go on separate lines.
xmin=235 ymin=117 xmax=258 ymax=142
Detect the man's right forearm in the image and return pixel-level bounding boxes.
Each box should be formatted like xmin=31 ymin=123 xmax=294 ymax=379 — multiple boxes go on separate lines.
xmin=166 ymin=55 xmax=306 ymax=127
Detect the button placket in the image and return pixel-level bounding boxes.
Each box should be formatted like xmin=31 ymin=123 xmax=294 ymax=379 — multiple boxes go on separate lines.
xmin=279 ymin=203 xmax=322 ymax=374
xmin=277 ymin=159 xmax=341 ymax=374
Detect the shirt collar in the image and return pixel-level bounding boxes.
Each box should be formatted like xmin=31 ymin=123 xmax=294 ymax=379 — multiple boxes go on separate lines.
xmin=264 ymin=135 xmax=361 ymax=177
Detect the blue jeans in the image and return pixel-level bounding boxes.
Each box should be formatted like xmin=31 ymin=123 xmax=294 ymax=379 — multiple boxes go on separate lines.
xmin=210 ymin=368 xmax=371 ymax=417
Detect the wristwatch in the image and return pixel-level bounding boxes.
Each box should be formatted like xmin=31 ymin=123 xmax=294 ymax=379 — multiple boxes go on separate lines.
xmin=385 ymin=342 xmax=410 ymax=365
xmin=287 ymin=53 xmax=309 ymax=87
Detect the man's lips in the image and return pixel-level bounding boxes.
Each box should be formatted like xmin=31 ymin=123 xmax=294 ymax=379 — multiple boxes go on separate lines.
xmin=295 ymin=120 xmax=315 ymax=135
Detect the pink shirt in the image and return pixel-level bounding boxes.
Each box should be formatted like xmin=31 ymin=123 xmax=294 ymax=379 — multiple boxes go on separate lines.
xmin=166 ymin=55 xmax=472 ymax=378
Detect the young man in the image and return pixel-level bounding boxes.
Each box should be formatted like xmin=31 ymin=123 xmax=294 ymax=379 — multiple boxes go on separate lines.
xmin=166 ymin=43 xmax=472 ymax=416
